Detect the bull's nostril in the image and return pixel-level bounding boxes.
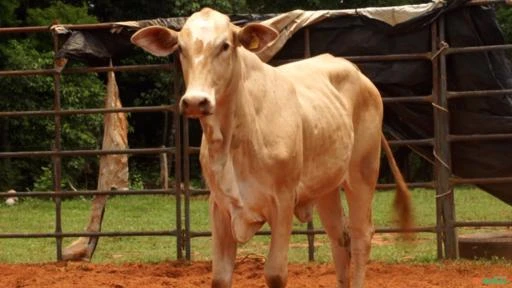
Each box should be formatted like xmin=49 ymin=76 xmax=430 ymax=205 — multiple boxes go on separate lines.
xmin=198 ymin=98 xmax=209 ymax=111
xmin=182 ymin=98 xmax=189 ymax=109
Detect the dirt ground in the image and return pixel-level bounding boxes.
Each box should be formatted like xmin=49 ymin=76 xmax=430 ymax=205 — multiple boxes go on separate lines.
xmin=2 ymin=258 xmax=511 ymax=288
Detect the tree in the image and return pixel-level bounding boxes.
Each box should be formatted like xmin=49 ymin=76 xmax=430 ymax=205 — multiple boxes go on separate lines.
xmin=0 ymin=0 xmax=20 ymax=26
xmin=0 ymin=1 xmax=104 ymax=192
xmin=496 ymin=6 xmax=512 ymax=44
xmin=88 ymin=0 xmax=247 ymax=21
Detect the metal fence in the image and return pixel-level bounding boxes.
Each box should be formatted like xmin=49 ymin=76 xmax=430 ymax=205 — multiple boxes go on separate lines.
xmin=1 ymin=5 xmax=512 ymax=262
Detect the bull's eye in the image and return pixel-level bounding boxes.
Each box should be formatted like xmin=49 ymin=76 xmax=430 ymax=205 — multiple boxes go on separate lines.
xmin=221 ymin=42 xmax=230 ymax=52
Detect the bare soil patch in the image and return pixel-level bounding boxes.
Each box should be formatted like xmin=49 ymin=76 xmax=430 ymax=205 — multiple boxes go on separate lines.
xmin=2 ymin=258 xmax=511 ymax=288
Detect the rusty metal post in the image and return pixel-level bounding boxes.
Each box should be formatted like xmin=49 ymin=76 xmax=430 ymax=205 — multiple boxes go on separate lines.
xmin=173 ymin=55 xmax=184 ymax=260
xmin=51 ymin=26 xmax=64 ymax=261
xmin=180 ymin=64 xmax=192 ymax=260
xmin=433 ymin=15 xmax=458 ymax=259
xmin=430 ymin=20 xmax=444 ymax=260
xmin=183 ymin=105 xmax=192 ymax=260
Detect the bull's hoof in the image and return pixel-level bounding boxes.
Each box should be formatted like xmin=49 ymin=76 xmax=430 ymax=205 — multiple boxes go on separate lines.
xmin=211 ymin=279 xmax=231 ymax=288
xmin=265 ymin=275 xmax=287 ymax=288
xmin=62 ymin=237 xmax=90 ymax=261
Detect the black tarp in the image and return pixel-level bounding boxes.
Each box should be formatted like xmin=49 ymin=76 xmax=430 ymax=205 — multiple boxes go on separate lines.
xmin=55 ymin=2 xmax=512 ymax=205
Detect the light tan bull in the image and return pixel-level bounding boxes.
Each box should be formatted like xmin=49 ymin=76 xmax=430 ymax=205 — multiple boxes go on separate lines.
xmin=131 ymin=7 xmax=413 ymax=288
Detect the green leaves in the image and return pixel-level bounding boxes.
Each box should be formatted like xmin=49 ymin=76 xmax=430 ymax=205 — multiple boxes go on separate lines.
xmin=0 ymin=2 xmax=103 ymax=192
xmin=496 ymin=7 xmax=512 ymax=44
xmin=26 ymin=1 xmax=98 ymax=26
xmin=0 ymin=0 xmax=20 ymax=26
xmin=173 ymin=0 xmax=247 ymax=16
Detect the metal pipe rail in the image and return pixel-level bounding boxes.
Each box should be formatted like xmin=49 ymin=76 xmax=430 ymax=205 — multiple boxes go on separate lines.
xmin=0 ymin=231 xmax=179 ymax=239
xmin=0 ymin=63 xmax=173 ymax=77
xmin=187 ymin=182 xmax=437 ymax=197
xmin=449 ymin=133 xmax=512 ymax=142
xmin=448 ymin=88 xmax=512 ymax=99
xmin=452 ymin=176 xmax=512 ymax=185
xmin=454 ymin=221 xmax=512 ymax=228
xmin=188 ymin=226 xmax=438 ymax=238
xmin=0 ymin=22 xmax=131 ymax=34
xmin=446 ymin=43 xmax=512 ymax=55
xmin=0 ymin=147 xmax=176 ymax=158
xmin=0 ymin=188 xmax=176 ymax=198
xmin=382 ymin=95 xmax=432 ymax=103
xmin=0 ymin=105 xmax=176 ymax=118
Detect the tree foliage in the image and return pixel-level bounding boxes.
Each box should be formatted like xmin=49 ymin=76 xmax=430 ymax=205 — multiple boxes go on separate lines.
xmin=496 ymin=6 xmax=512 ymax=43
xmin=0 ymin=1 xmax=103 ymax=191
xmin=0 ymin=0 xmax=20 ymax=26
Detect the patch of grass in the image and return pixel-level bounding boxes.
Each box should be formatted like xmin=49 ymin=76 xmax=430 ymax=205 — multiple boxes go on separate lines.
xmin=0 ymin=196 xmax=178 ymax=263
xmin=1 ymin=187 xmax=510 ymax=264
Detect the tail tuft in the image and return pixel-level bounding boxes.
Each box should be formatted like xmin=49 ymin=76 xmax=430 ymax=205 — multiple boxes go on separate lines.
xmin=381 ymin=133 xmax=414 ymax=240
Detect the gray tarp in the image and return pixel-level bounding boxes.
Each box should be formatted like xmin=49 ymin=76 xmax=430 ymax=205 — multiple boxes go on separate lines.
xmin=53 ymin=0 xmax=512 ymax=205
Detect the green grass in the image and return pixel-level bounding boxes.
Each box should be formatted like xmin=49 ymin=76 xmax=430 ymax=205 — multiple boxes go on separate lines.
xmin=1 ymin=187 xmax=510 ymax=264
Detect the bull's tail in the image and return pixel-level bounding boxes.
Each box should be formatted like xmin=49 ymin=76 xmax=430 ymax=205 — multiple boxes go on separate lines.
xmin=381 ymin=133 xmax=414 ymax=238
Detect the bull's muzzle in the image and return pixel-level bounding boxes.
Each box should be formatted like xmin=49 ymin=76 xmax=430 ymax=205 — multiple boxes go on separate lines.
xmin=180 ymin=92 xmax=214 ymax=118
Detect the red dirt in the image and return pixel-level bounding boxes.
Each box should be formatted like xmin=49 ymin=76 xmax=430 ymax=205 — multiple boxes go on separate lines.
xmin=2 ymin=258 xmax=511 ymax=288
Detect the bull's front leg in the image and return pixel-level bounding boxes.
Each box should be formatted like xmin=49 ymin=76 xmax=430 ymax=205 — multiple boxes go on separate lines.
xmin=210 ymin=198 xmax=237 ymax=288
xmin=265 ymin=193 xmax=294 ymax=288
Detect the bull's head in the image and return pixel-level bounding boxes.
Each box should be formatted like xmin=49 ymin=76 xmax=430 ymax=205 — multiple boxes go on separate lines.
xmin=130 ymin=8 xmax=278 ymax=118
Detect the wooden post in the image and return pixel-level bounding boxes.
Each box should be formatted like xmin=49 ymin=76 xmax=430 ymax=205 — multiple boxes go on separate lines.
xmin=62 ymin=60 xmax=129 ymax=261
xmin=433 ymin=15 xmax=458 ymax=259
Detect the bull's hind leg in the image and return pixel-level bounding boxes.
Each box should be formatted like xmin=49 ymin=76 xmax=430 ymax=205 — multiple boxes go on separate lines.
xmin=343 ymin=180 xmax=374 ymax=288
xmin=343 ymin=147 xmax=380 ymax=288
xmin=316 ymin=188 xmax=351 ymax=288
xmin=210 ymin=199 xmax=237 ymax=288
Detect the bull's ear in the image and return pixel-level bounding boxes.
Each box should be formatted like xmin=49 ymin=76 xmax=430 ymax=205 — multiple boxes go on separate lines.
xmin=130 ymin=26 xmax=178 ymax=57
xmin=237 ymin=23 xmax=278 ymax=53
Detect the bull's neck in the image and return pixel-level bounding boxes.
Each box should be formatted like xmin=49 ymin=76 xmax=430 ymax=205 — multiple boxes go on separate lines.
xmin=199 ymin=48 xmax=272 ymax=154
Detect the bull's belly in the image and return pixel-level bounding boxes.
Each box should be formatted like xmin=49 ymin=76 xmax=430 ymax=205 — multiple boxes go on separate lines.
xmin=299 ymin=160 xmax=348 ymax=201
xmin=293 ymin=139 xmax=352 ymax=222
xmin=301 ymin=130 xmax=353 ymax=192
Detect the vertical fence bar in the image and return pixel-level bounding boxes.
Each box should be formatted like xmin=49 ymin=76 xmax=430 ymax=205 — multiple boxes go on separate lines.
xmin=177 ymin=54 xmax=191 ymax=260
xmin=51 ymin=27 xmax=63 ymax=261
xmin=183 ymin=110 xmax=191 ymax=260
xmin=173 ymin=55 xmax=184 ymax=260
xmin=430 ymin=20 xmax=444 ymax=260
xmin=434 ymin=15 xmax=458 ymax=259
xmin=303 ymin=27 xmax=316 ymax=262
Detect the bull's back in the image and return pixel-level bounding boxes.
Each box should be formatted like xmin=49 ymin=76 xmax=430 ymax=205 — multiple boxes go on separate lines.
xmin=277 ymin=54 xmax=380 ymax=194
